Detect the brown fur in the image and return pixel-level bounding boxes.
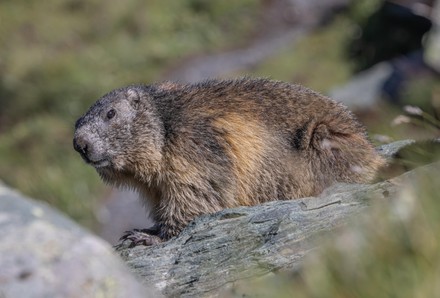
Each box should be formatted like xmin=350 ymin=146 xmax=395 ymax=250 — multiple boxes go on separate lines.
xmin=73 ymin=78 xmax=385 ymax=240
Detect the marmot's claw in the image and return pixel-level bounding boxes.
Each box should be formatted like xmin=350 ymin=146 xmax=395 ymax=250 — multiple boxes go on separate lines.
xmin=115 ymin=229 xmax=163 ymax=249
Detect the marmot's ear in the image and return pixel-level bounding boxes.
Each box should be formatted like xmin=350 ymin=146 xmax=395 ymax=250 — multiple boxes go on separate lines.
xmin=126 ymin=89 xmax=141 ymax=109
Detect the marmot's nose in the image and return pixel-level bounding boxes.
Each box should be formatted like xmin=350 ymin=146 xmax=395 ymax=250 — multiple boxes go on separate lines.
xmin=73 ymin=136 xmax=89 ymax=156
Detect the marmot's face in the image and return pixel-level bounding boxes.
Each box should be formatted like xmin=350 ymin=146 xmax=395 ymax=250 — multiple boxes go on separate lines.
xmin=73 ymin=88 xmax=140 ymax=169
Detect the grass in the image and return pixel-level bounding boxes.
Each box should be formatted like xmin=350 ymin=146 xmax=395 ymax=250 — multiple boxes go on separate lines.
xmin=248 ymin=16 xmax=355 ymax=93
xmin=242 ymin=0 xmax=382 ymax=93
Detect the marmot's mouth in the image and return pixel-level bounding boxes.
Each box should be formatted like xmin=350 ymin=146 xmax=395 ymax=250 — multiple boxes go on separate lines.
xmin=80 ymin=153 xmax=110 ymax=168
xmin=90 ymin=159 xmax=111 ymax=168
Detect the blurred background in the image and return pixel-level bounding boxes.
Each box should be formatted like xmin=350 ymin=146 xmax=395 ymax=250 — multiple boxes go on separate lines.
xmin=1 ymin=0 xmax=439 ymax=244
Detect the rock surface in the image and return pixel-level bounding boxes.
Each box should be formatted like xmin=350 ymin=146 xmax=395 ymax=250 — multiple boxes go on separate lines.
xmin=0 ymin=185 xmax=158 ymax=298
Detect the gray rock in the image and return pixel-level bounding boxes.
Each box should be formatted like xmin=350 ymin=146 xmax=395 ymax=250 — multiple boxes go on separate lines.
xmin=376 ymin=139 xmax=416 ymax=161
xmin=0 ymin=184 xmax=159 ymax=298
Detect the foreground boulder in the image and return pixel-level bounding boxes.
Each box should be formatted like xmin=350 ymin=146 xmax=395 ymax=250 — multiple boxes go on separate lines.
xmin=0 ymin=185 xmax=158 ymax=298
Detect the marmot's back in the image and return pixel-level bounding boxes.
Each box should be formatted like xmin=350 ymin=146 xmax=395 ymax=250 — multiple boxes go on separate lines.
xmin=74 ymin=78 xmax=386 ymax=241
xmin=157 ymin=79 xmax=383 ymax=202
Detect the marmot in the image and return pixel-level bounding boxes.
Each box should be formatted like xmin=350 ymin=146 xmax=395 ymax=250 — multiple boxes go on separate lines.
xmin=73 ymin=78 xmax=385 ymax=245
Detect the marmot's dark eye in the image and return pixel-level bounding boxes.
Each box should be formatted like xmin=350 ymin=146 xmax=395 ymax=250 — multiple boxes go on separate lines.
xmin=107 ymin=109 xmax=116 ymax=119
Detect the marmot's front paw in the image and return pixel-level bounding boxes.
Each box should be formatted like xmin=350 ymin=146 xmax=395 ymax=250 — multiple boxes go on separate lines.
xmin=115 ymin=229 xmax=163 ymax=249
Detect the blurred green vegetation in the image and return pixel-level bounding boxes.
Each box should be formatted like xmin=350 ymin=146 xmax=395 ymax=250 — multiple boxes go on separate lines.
xmin=251 ymin=16 xmax=354 ymax=93
xmin=248 ymin=0 xmax=383 ymax=92
xmin=0 ymin=0 xmax=261 ymax=229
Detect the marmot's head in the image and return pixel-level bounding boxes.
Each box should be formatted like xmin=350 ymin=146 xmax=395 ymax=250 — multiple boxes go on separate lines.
xmin=73 ymin=86 xmax=164 ymax=179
